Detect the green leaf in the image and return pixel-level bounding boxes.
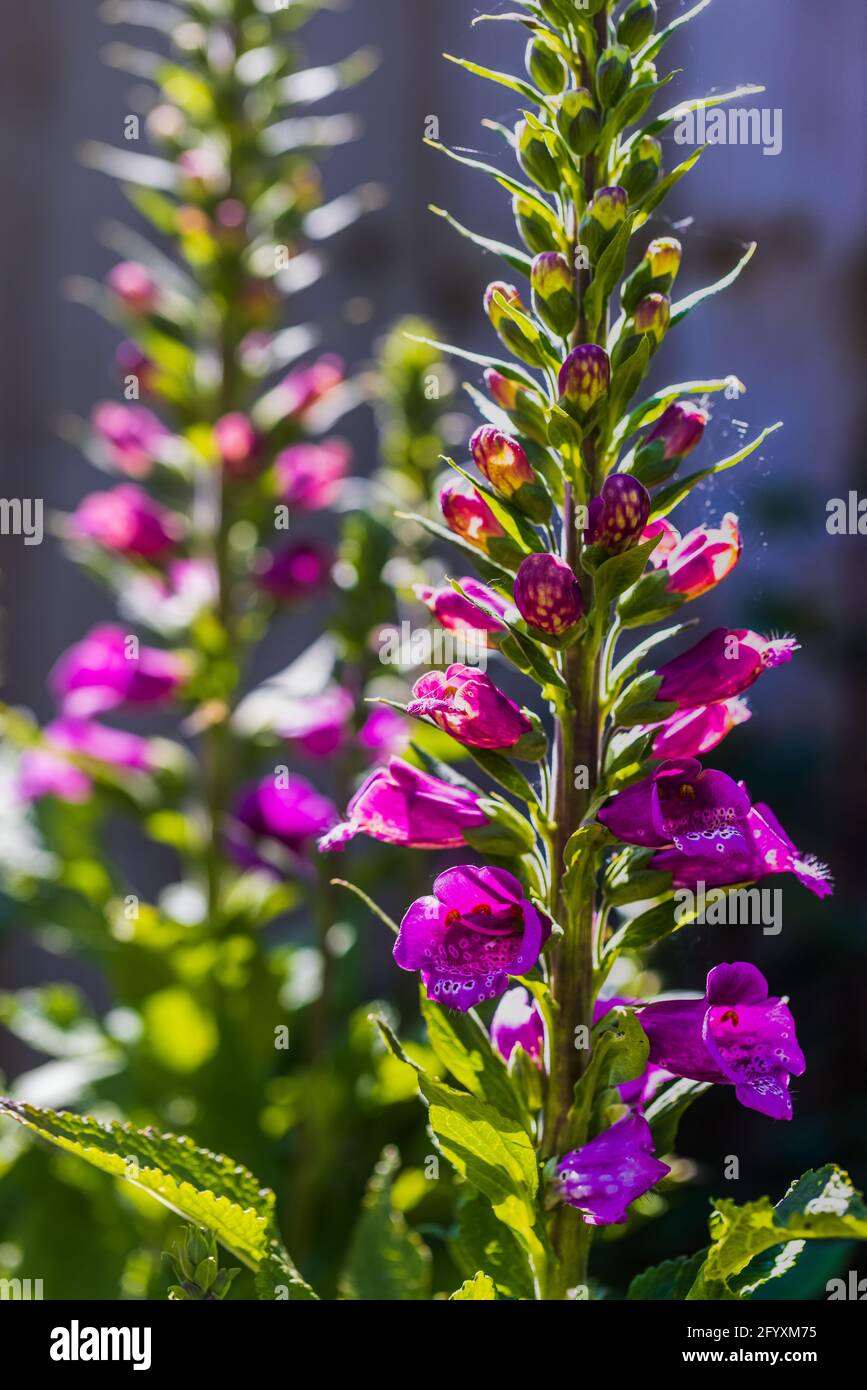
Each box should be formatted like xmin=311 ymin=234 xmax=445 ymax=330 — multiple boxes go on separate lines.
xmin=405 ymin=333 xmax=541 ymax=391
xmin=650 ymin=422 xmax=784 ymax=519
xmin=429 ymin=205 xmax=532 ymax=277
xmin=638 ymin=0 xmax=713 ymax=63
xmin=634 ymin=149 xmax=703 ymax=228
xmin=644 ymin=1077 xmax=711 ymax=1154
xmin=255 ymin=1247 xmax=321 ymax=1302
xmin=462 ymin=745 xmax=542 ymax=805
xmin=450 ymin=1271 xmax=497 ymax=1300
xmin=686 ymin=1166 xmax=867 ymax=1300
xmin=636 ymin=85 xmax=766 ymax=144
xmin=425 ymin=140 xmax=560 ymax=235
xmin=338 ymin=1147 xmax=432 ymax=1300
xmin=670 ymin=242 xmax=757 ymax=327
xmin=420 ymin=995 xmax=531 ymax=1130
xmin=451 ymin=1193 xmax=537 ymax=1301
xmin=443 ymin=53 xmax=544 ymax=107
xmin=582 ymin=214 xmax=638 ymax=338
xmin=627 ymin=1249 xmax=708 ymax=1300
xmin=394 ymin=512 xmax=516 ymax=582
xmin=605 ymin=334 xmax=652 ymax=434
xmin=592 ymin=537 xmax=659 ymax=616
xmin=331 ymin=879 xmax=400 ymax=936
xmin=0 ymin=1098 xmax=304 ymax=1278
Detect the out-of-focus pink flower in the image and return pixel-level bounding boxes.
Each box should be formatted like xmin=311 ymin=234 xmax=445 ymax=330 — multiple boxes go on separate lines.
xmin=16 ymin=750 xmax=92 ymax=805
xmin=278 ymin=687 xmax=354 ymax=758
xmin=647 ymin=697 xmax=752 ymax=759
xmin=643 ymin=513 xmax=742 ymax=600
xmin=92 ymin=402 xmax=171 ymax=478
xmin=231 ymin=773 xmax=339 ymax=871
xmin=256 ymin=541 xmax=333 ymax=601
xmin=414 ymin=577 xmax=514 ymax=636
xmin=50 ymin=624 xmax=188 ymax=717
xmin=178 ymin=145 xmax=228 ymax=193
xmin=277 ymin=355 xmax=344 ymax=419
xmin=69 ymin=485 xmax=182 ymax=560
xmin=115 ymin=341 xmax=158 ymax=394
xmin=17 ymin=719 xmax=154 ymax=805
xmin=106 ymin=261 xmax=159 ymax=314
xmin=123 ymin=558 xmax=218 ymax=634
xmin=274 ymin=439 xmax=350 ymax=510
xmin=359 ymin=706 xmax=410 ymax=759
xmin=214 ymin=412 xmax=260 ymax=478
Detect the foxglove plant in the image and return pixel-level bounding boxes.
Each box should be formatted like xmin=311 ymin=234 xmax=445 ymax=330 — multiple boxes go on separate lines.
xmin=323 ymin=0 xmax=867 ymax=1300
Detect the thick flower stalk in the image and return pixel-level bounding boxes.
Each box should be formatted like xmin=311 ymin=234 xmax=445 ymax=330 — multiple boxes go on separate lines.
xmin=323 ymin=0 xmax=842 ymax=1301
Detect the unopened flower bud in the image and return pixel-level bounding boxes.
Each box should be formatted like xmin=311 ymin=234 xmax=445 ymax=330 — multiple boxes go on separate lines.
xmin=525 ymin=36 xmax=567 ymax=95
xmin=531 ymin=252 xmax=577 ymax=339
xmin=631 ymin=401 xmax=708 ymax=485
xmin=514 ymin=553 xmax=584 ymax=636
xmin=585 ymin=475 xmax=651 ymax=554
xmin=620 ymin=135 xmax=662 ymax=201
xmin=483 ymin=370 xmax=550 ymax=446
xmin=579 ymin=185 xmax=628 ymax=263
xmin=634 ymin=292 xmax=671 ymax=346
xmin=617 ymin=0 xmax=657 ymax=51
xmin=596 ymin=45 xmax=633 ymax=109
xmin=515 ymin=119 xmax=562 ymax=193
xmin=621 ymin=236 xmax=682 ymax=313
xmin=483 ymin=280 xmax=545 ymax=367
xmin=512 ymin=195 xmax=558 ymax=256
xmin=470 ymin=425 xmax=551 ymax=523
xmin=555 ymin=88 xmax=600 ymax=156
xmin=558 ymin=343 xmax=611 ymax=421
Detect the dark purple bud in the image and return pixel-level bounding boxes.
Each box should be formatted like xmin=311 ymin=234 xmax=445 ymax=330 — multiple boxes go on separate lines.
xmin=558 ymin=343 xmax=611 ymax=420
xmin=514 ymin=553 xmax=584 ymax=635
xmin=586 ymin=475 xmax=651 ymax=554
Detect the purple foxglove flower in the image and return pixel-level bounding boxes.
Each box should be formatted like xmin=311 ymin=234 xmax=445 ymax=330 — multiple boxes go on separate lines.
xmin=648 ymin=697 xmax=752 ymax=759
xmin=69 ymin=485 xmax=182 ymax=560
xmin=123 ymin=558 xmax=218 ymax=635
xmin=407 ymin=664 xmax=532 ymax=750
xmin=650 ymin=798 xmax=833 ymax=899
xmin=393 ymin=864 xmax=549 ymax=1011
xmin=644 ymin=400 xmax=708 ymax=461
xmin=514 ymin=553 xmax=584 ymax=635
xmin=558 ymin=343 xmax=610 ymax=420
xmin=490 ymin=986 xmax=545 ymax=1067
xmin=639 ymin=962 xmax=806 ymax=1121
xmin=598 ymin=757 xmax=752 ymax=849
xmin=655 ymin=628 xmax=799 ymax=709
xmin=358 ymin=707 xmax=410 ymax=760
xmin=585 ymin=475 xmax=651 ymax=553
xmin=643 ymin=513 xmax=742 ymax=600
xmin=470 ymin=425 xmax=535 ymax=498
xmin=231 ymin=773 xmax=339 ymax=871
xmin=414 ymin=577 xmax=514 ymax=636
xmin=555 ymin=1113 xmax=670 ymax=1225
xmin=91 ymin=402 xmax=171 ymax=478
xmin=214 ymin=412 xmax=260 ymax=479
xmin=106 ymin=260 xmax=158 ymax=314
xmin=440 ymin=479 xmax=505 ymax=553
xmin=50 ymin=625 xmax=188 ymax=718
xmin=274 ymin=438 xmax=350 ymax=511
xmin=277 ymin=687 xmax=354 ymax=758
xmin=256 ymin=541 xmax=333 ymax=601
xmin=318 ymin=756 xmax=487 ymax=851
xmin=47 ymin=717 xmax=153 ymax=771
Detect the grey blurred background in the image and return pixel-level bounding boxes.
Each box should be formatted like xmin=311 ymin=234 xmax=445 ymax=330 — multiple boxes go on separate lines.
xmin=1 ymin=0 xmax=867 ymax=1266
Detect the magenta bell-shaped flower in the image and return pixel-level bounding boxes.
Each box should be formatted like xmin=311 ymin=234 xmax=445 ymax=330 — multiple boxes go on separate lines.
xmin=319 ymin=756 xmax=488 ymax=852
xmin=106 ymin=260 xmax=159 ymax=314
xmin=393 ymin=864 xmax=550 ymax=1011
xmin=50 ymin=625 xmax=188 ymax=718
xmin=256 ymin=541 xmax=333 ymax=601
xmin=91 ymin=402 xmax=171 ymax=479
xmin=639 ymin=962 xmax=806 ymax=1121
xmin=274 ymin=439 xmax=350 ymax=510
xmin=407 ymin=664 xmax=532 ymax=750
xmin=585 ymin=475 xmax=651 ymax=553
xmin=644 ymin=514 xmax=742 ymax=600
xmin=644 ymin=400 xmax=708 ymax=460
xmin=655 ymin=628 xmax=799 ymax=709
xmin=69 ymin=484 xmax=182 ymax=561
xmin=440 ymin=479 xmax=505 ymax=553
xmin=555 ymin=1113 xmax=670 ymax=1226
xmin=490 ymin=986 xmax=546 ymax=1068
xmin=514 ymin=553 xmax=584 ymax=635
xmin=647 ymin=697 xmax=752 ymax=759
xmin=414 ymin=577 xmax=514 ymax=636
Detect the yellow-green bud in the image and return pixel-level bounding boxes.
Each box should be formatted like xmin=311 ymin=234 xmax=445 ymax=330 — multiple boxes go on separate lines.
xmin=516 ymin=119 xmax=562 ymax=194
xmin=512 ymin=194 xmax=558 ymax=256
xmin=578 ymin=185 xmax=628 ymax=263
xmin=531 ymin=252 xmax=578 ymax=339
xmin=525 ymin=36 xmax=567 ymax=95
xmin=620 ymin=135 xmax=662 ymax=201
xmin=620 ymin=236 xmax=682 ymax=314
xmin=555 ymin=88 xmax=600 ymax=157
xmin=617 ymin=0 xmax=658 ymax=52
xmin=596 ymin=45 xmax=633 ymax=108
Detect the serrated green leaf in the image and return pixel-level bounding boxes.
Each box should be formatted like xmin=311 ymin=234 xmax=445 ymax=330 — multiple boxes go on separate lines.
xmin=451 ymin=1193 xmax=537 ymax=1300
xmin=687 ymin=1166 xmax=867 ymax=1300
xmin=420 ymin=995 xmax=530 ymax=1130
xmin=339 ymin=1147 xmax=432 ymax=1300
xmin=628 ymin=1248 xmax=708 ymax=1300
xmin=450 ymin=1271 xmax=497 ymax=1300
